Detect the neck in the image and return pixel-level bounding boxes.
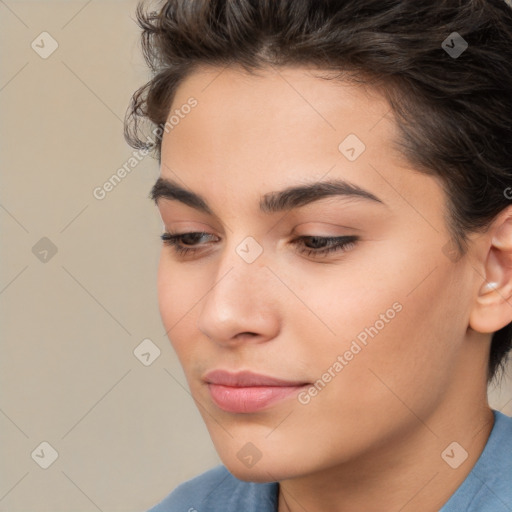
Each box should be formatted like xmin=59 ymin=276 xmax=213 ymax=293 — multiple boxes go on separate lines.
xmin=277 ymin=401 xmax=494 ymax=512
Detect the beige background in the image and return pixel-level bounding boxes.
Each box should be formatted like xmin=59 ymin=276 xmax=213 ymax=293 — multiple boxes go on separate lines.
xmin=1 ymin=1 xmax=511 ymax=511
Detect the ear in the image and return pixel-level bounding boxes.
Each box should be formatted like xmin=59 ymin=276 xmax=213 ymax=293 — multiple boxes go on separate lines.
xmin=469 ymin=206 xmax=512 ymax=334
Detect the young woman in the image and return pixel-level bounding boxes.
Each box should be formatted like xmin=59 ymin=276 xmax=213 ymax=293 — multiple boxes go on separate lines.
xmin=124 ymin=1 xmax=512 ymax=510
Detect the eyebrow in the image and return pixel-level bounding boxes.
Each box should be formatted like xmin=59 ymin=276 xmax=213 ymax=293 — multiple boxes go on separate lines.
xmin=150 ymin=176 xmax=385 ymax=215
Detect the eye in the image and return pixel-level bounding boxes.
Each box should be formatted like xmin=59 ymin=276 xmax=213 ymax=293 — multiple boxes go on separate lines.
xmin=290 ymin=235 xmax=358 ymax=258
xmin=160 ymin=231 xmax=218 ymax=256
xmin=160 ymin=232 xmax=358 ymax=259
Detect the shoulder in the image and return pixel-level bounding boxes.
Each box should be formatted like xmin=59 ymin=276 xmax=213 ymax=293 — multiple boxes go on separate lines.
xmin=441 ymin=410 xmax=512 ymax=512
xmin=146 ymin=464 xmax=278 ymax=512
xmin=467 ymin=410 xmax=512 ymax=510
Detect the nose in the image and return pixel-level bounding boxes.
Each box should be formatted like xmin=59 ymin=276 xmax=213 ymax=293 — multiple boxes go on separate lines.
xmin=196 ymin=248 xmax=281 ymax=348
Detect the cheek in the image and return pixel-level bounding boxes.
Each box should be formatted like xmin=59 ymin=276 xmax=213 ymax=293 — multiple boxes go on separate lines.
xmin=156 ymin=253 xmax=201 ymax=355
xmin=287 ymin=282 xmax=458 ymax=454
xmin=156 ymin=253 xmax=175 ymax=328
xmin=296 ymin=244 xmax=467 ymax=404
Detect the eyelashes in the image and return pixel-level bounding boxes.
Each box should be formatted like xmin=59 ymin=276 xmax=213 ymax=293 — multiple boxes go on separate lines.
xmin=160 ymin=232 xmax=215 ymax=257
xmin=293 ymin=235 xmax=358 ymax=257
xmin=160 ymin=231 xmax=358 ymax=259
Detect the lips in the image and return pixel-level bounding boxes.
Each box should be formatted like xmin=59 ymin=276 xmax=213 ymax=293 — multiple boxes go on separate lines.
xmin=203 ymin=370 xmax=310 ymax=413
xmin=204 ymin=369 xmax=308 ymax=387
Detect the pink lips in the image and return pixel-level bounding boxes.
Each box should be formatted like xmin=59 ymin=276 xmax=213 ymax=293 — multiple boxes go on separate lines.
xmin=204 ymin=370 xmax=309 ymax=413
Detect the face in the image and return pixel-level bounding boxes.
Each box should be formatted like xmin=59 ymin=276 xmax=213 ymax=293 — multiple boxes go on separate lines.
xmin=154 ymin=65 xmax=485 ymax=482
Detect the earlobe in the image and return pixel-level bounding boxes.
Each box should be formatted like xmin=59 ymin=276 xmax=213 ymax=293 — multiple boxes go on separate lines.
xmin=469 ymin=207 xmax=512 ymax=334
xmin=479 ymin=281 xmax=499 ymax=294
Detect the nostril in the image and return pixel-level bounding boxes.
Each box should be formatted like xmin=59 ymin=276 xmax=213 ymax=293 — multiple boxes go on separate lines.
xmin=235 ymin=332 xmax=259 ymax=341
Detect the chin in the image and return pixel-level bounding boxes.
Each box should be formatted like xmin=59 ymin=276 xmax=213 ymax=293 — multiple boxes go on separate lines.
xmin=218 ymin=451 xmax=304 ymax=483
xmin=224 ymin=463 xmax=285 ymax=483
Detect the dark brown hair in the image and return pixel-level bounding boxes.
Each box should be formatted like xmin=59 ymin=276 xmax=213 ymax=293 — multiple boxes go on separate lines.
xmin=124 ymin=0 xmax=512 ymax=384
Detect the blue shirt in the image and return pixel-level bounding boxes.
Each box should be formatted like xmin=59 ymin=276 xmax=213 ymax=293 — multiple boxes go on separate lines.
xmin=147 ymin=410 xmax=512 ymax=511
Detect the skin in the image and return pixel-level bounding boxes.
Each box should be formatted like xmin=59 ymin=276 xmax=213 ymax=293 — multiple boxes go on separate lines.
xmin=154 ymin=64 xmax=512 ymax=512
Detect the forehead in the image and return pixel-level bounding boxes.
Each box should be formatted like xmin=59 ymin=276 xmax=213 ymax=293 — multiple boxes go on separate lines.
xmin=159 ymin=65 xmax=438 ymax=220
xmin=166 ymin=64 xmax=395 ymax=155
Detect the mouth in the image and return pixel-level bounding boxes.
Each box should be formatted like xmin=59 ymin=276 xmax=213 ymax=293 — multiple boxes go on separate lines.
xmin=203 ymin=369 xmax=311 ymax=413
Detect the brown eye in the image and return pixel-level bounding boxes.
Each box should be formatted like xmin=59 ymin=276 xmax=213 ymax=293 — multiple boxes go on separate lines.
xmin=160 ymin=232 xmax=217 ymax=256
xmin=290 ymin=235 xmax=358 ymax=258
